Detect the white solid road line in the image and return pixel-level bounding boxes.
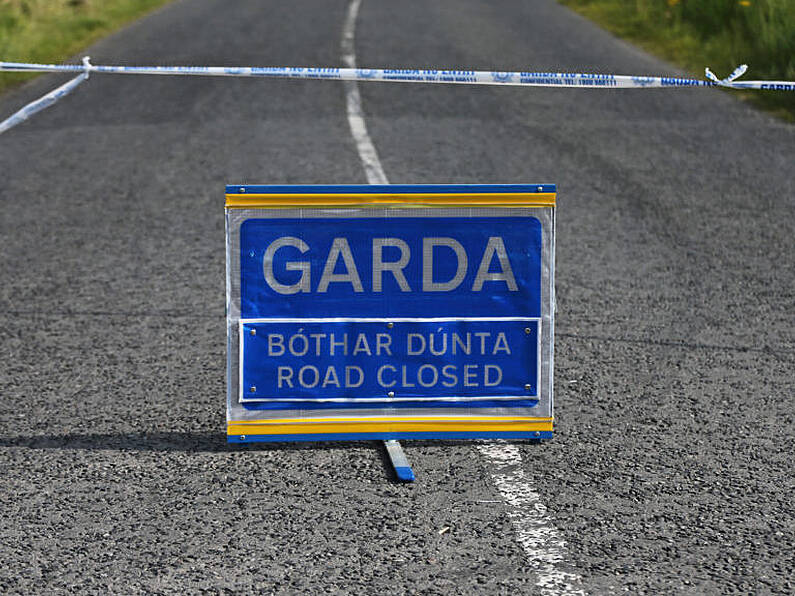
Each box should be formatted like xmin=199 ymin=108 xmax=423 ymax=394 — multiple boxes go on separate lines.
xmin=340 ymin=1 xmax=586 ymax=593
xmin=341 ymin=0 xmax=388 ymax=185
xmin=477 ymin=443 xmax=586 ymax=595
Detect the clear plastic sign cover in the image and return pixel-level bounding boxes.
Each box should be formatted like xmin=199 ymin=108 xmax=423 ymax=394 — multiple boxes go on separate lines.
xmin=225 ymin=185 xmax=556 ymax=443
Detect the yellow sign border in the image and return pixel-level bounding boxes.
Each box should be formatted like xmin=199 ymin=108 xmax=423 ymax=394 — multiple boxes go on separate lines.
xmin=225 ymin=192 xmax=556 ymax=209
xmin=228 ymin=416 xmax=554 ymax=436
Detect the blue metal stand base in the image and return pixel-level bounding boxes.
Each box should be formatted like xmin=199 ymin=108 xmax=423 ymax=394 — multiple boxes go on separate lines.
xmin=384 ymin=440 xmax=415 ymax=482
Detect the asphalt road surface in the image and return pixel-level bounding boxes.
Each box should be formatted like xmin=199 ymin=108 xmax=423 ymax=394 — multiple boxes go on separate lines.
xmin=1 ymin=0 xmax=793 ymax=593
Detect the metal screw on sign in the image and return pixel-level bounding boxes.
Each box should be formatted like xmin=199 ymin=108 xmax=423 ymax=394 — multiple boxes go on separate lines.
xmin=537 ymin=186 xmax=543 ymax=192
xmin=387 ymin=391 xmax=395 ymax=398
xmin=250 ymin=386 xmax=256 ymax=393
xmin=240 ymin=435 xmax=246 ymax=441
xmin=534 ymin=431 xmax=540 ymax=437
xmin=250 ymin=328 xmax=256 ymax=336
xmin=525 ymin=327 xmax=531 ymax=334
xmin=524 ymin=384 xmax=532 ymax=391
xmin=387 ymin=322 xmax=394 ymax=328
xmin=239 ymin=187 xmax=245 ymax=193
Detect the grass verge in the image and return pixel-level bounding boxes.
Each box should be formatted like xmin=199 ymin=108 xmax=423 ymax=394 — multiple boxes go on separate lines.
xmin=0 ymin=0 xmax=174 ymax=95
xmin=558 ymin=0 xmax=795 ymax=121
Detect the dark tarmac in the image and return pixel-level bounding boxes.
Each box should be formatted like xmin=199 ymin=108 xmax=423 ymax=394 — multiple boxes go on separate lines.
xmin=0 ymin=0 xmax=793 ymax=593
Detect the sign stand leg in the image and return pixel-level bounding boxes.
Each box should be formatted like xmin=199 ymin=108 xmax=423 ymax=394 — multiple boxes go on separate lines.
xmin=384 ymin=440 xmax=415 ymax=482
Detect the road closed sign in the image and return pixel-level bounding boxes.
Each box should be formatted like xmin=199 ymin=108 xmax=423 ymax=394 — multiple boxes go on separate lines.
xmin=225 ymin=184 xmax=556 ymax=443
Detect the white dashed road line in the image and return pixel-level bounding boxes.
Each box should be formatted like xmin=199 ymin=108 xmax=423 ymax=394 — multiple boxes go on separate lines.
xmin=340 ymin=2 xmax=585 ymax=593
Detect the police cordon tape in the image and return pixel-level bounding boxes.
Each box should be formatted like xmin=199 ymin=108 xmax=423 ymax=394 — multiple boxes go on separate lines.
xmin=0 ymin=71 xmax=88 ymax=135
xmin=1 ymin=58 xmax=793 ymax=135
xmin=5 ymin=58 xmax=795 ymax=89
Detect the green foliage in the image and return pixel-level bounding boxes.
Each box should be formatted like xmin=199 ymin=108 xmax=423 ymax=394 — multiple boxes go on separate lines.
xmin=0 ymin=0 xmax=171 ymax=93
xmin=560 ymin=0 xmax=795 ymax=120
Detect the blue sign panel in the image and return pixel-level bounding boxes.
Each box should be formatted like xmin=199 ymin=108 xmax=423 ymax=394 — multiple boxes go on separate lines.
xmin=240 ymin=217 xmax=542 ymax=319
xmin=227 ymin=185 xmax=557 ymax=443
xmin=240 ymin=319 xmax=540 ymax=409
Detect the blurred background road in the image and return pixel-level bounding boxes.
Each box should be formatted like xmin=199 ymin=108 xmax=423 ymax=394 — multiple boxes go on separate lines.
xmin=0 ymin=0 xmax=793 ymax=593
